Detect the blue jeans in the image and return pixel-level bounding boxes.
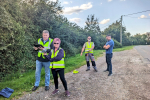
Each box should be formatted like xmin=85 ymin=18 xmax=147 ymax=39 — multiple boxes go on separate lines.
xmin=106 ymin=53 xmax=113 ymax=74
xmin=34 ymin=60 xmax=50 ymax=86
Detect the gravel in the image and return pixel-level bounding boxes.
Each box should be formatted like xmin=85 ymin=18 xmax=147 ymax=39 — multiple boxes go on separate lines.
xmin=18 ymin=48 xmax=150 ymax=100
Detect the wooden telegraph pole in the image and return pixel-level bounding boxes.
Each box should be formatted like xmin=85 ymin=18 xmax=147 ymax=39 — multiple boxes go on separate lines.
xmin=120 ymin=15 xmax=122 ymax=45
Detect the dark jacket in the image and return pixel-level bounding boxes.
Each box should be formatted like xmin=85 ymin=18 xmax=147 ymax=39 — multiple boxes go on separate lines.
xmin=35 ymin=38 xmax=53 ymax=62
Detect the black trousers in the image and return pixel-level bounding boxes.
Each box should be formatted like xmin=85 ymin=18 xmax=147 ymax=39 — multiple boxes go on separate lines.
xmin=86 ymin=61 xmax=96 ymax=67
xmin=51 ymin=69 xmax=68 ymax=90
xmin=106 ymin=53 xmax=113 ymax=74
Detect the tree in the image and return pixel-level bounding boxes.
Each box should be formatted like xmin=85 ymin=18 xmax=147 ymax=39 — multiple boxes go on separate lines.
xmin=85 ymin=14 xmax=101 ymax=34
xmin=102 ymin=21 xmax=126 ymax=43
xmin=0 ymin=0 xmax=121 ymax=79
xmin=126 ymin=32 xmax=131 ymax=38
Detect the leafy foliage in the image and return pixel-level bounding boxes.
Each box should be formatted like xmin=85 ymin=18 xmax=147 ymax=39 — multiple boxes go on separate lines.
xmin=1 ymin=0 xmax=147 ymax=80
xmin=101 ymin=21 xmax=150 ymax=46
xmin=85 ymin=14 xmax=101 ymax=34
xmin=0 ymin=0 xmax=108 ymax=79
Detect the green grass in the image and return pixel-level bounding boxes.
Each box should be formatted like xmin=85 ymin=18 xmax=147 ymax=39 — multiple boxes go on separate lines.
xmin=64 ymin=50 xmax=105 ymax=73
xmin=0 ymin=46 xmax=134 ymax=100
xmin=113 ymin=45 xmax=134 ymax=52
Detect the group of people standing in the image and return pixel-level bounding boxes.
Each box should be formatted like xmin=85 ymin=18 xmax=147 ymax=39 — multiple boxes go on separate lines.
xmin=32 ymin=30 xmax=114 ymax=97
xmin=80 ymin=35 xmax=114 ymax=77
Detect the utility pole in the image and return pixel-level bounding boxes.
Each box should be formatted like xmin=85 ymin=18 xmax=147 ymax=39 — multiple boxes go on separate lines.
xmin=120 ymin=15 xmax=122 ymax=45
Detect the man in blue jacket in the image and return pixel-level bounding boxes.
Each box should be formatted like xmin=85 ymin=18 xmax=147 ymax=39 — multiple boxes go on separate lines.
xmin=103 ymin=35 xmax=114 ymax=76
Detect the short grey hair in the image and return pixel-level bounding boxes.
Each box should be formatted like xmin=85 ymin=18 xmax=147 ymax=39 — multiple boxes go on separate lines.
xmin=42 ymin=30 xmax=49 ymax=35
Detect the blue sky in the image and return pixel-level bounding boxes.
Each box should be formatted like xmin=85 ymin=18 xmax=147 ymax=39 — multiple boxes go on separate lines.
xmin=51 ymin=0 xmax=150 ymax=35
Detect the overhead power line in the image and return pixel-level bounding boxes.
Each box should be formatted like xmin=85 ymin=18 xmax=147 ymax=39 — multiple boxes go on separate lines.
xmin=124 ymin=16 xmax=150 ymax=19
xmin=123 ymin=10 xmax=150 ymax=16
xmin=120 ymin=10 xmax=150 ymax=45
xmin=101 ymin=10 xmax=150 ymax=31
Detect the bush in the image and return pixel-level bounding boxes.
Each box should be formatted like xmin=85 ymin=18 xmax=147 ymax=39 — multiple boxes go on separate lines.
xmin=112 ymin=39 xmax=122 ymax=48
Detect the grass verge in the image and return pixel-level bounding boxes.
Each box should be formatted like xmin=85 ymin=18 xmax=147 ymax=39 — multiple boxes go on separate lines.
xmin=0 ymin=46 xmax=134 ymax=100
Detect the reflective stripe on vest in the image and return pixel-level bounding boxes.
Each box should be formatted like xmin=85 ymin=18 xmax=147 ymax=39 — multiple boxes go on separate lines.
xmin=50 ymin=64 xmax=65 ymax=66
xmin=38 ymin=38 xmax=53 ymax=59
xmin=50 ymin=48 xmax=65 ymax=68
xmin=85 ymin=42 xmax=93 ymax=53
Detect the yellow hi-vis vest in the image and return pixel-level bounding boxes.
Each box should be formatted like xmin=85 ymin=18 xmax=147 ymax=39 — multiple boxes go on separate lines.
xmin=50 ymin=48 xmax=65 ymax=68
xmin=38 ymin=38 xmax=53 ymax=59
xmin=85 ymin=42 xmax=94 ymax=54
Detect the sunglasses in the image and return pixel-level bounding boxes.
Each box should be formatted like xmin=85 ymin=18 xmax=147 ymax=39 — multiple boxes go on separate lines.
xmin=88 ymin=38 xmax=91 ymax=39
xmin=54 ymin=43 xmax=59 ymax=44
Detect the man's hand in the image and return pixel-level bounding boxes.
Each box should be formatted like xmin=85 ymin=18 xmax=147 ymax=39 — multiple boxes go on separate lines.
xmin=89 ymin=46 xmax=94 ymax=51
xmin=38 ymin=46 xmax=44 ymax=50
xmin=103 ymin=45 xmax=106 ymax=49
xmin=80 ymin=52 xmax=82 ymax=56
xmin=33 ymin=47 xmax=38 ymax=50
xmin=43 ymin=53 xmax=47 ymax=55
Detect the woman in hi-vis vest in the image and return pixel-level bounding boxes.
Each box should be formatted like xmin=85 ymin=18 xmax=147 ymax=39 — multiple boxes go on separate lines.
xmin=43 ymin=38 xmax=70 ymax=97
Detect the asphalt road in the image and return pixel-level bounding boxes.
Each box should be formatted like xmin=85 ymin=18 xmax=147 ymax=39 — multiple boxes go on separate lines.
xmin=134 ymin=45 xmax=150 ymax=64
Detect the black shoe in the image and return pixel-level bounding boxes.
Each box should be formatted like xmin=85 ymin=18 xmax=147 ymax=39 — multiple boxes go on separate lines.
xmin=45 ymin=86 xmax=49 ymax=91
xmin=108 ymin=73 xmax=113 ymax=76
xmin=32 ymin=86 xmax=38 ymax=91
xmin=86 ymin=69 xmax=90 ymax=71
xmin=94 ymin=69 xmax=98 ymax=72
xmin=104 ymin=70 xmax=109 ymax=72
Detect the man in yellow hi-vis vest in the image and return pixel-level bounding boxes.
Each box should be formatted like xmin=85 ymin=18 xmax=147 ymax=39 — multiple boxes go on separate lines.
xmin=81 ymin=36 xmax=98 ymax=72
xmin=32 ymin=30 xmax=53 ymax=91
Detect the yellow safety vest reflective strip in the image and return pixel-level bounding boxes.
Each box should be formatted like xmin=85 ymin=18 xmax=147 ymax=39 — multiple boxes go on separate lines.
xmin=50 ymin=48 xmax=65 ymax=68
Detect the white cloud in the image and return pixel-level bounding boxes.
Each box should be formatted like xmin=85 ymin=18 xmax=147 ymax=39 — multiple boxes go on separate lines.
xmin=63 ymin=2 xmax=92 ymax=15
xmin=69 ymin=18 xmax=81 ymax=23
xmin=149 ymin=14 xmax=150 ymax=16
xmin=108 ymin=0 xmax=112 ymax=2
xmin=63 ymin=1 xmax=69 ymax=4
xmin=100 ymin=19 xmax=110 ymax=24
xmin=139 ymin=15 xmax=147 ymax=19
xmin=120 ymin=0 xmax=126 ymax=1
xmin=70 ymin=1 xmax=73 ymax=3
xmin=100 ymin=3 xmax=102 ymax=5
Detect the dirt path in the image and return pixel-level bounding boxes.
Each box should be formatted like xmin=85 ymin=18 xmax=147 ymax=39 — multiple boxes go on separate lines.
xmin=18 ymin=48 xmax=150 ymax=100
